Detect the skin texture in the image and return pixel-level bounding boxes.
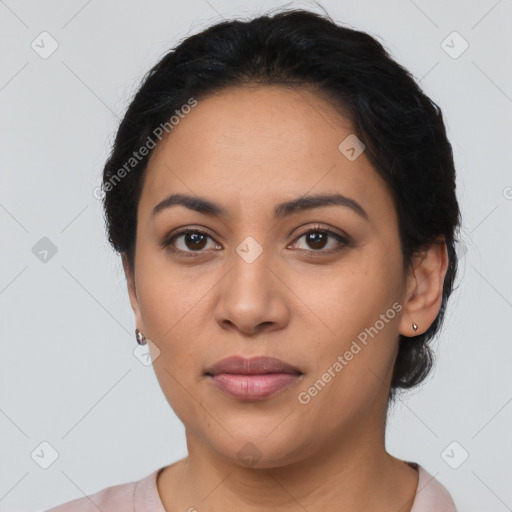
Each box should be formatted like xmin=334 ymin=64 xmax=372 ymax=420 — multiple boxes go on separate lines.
xmin=122 ymin=84 xmax=449 ymax=511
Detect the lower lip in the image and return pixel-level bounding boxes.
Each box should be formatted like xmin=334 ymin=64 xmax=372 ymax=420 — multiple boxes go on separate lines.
xmin=207 ymin=373 xmax=302 ymax=401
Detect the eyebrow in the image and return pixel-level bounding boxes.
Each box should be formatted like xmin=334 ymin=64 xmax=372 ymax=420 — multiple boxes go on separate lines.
xmin=151 ymin=192 xmax=369 ymax=221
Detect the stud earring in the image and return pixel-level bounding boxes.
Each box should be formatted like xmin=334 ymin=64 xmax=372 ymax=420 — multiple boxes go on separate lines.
xmin=135 ymin=328 xmax=147 ymax=345
xmin=412 ymin=322 xmax=418 ymax=332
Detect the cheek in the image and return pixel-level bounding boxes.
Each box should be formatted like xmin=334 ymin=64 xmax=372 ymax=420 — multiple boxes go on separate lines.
xmin=295 ymin=297 xmax=400 ymax=428
xmin=135 ymin=247 xmax=210 ymax=338
xmin=136 ymin=282 xmax=208 ymax=397
xmin=295 ymin=255 xmax=402 ymax=392
xmin=295 ymin=259 xmax=397 ymax=340
xmin=136 ymin=268 xmax=208 ymax=423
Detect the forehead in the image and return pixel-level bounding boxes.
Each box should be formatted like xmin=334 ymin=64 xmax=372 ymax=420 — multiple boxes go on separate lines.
xmin=139 ymin=84 xmax=396 ymax=226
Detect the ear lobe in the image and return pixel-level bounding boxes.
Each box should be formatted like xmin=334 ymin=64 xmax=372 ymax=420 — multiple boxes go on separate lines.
xmin=399 ymin=237 xmax=449 ymax=337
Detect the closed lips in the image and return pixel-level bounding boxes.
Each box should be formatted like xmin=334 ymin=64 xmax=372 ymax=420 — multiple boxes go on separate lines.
xmin=204 ymin=356 xmax=302 ymax=376
xmin=204 ymin=356 xmax=304 ymax=401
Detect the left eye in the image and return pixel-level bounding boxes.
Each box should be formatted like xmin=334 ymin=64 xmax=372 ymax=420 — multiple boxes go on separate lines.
xmin=290 ymin=228 xmax=349 ymax=252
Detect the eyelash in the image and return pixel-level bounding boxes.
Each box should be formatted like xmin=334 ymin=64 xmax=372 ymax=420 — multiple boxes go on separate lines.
xmin=161 ymin=224 xmax=351 ymax=256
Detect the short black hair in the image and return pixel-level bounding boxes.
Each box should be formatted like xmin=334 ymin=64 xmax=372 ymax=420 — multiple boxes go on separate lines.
xmin=101 ymin=7 xmax=462 ymax=404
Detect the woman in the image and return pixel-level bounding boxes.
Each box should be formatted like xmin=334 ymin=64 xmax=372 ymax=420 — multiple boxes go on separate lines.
xmin=46 ymin=7 xmax=460 ymax=511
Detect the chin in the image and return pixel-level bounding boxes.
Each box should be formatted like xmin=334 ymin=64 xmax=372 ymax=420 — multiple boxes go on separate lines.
xmin=202 ymin=427 xmax=313 ymax=470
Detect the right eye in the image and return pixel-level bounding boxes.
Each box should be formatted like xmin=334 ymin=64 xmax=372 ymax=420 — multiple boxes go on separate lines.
xmin=162 ymin=229 xmax=222 ymax=254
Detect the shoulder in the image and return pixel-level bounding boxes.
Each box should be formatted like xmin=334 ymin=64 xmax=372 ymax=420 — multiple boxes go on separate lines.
xmin=44 ymin=468 xmax=163 ymax=512
xmin=44 ymin=480 xmax=136 ymax=512
xmin=410 ymin=462 xmax=458 ymax=512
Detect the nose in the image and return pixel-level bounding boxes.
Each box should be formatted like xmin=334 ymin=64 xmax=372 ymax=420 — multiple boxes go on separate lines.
xmin=214 ymin=251 xmax=290 ymax=336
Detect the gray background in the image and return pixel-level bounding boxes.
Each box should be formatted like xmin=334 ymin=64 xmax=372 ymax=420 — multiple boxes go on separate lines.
xmin=1 ymin=0 xmax=511 ymax=511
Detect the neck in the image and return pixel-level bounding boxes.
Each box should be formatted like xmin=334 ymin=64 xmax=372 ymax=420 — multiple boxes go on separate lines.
xmin=158 ymin=419 xmax=418 ymax=512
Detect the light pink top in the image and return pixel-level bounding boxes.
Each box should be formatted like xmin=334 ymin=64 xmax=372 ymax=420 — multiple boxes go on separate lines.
xmin=44 ymin=461 xmax=457 ymax=512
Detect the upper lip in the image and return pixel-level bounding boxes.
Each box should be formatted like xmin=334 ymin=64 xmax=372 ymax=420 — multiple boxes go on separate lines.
xmin=205 ymin=356 xmax=302 ymax=376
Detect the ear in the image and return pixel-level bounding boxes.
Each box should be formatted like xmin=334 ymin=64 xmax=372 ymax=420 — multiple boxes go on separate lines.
xmin=122 ymin=253 xmax=144 ymax=330
xmin=399 ymin=236 xmax=449 ymax=337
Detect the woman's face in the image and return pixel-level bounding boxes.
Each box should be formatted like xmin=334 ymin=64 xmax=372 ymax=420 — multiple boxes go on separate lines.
xmin=125 ymin=84 xmax=416 ymax=467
